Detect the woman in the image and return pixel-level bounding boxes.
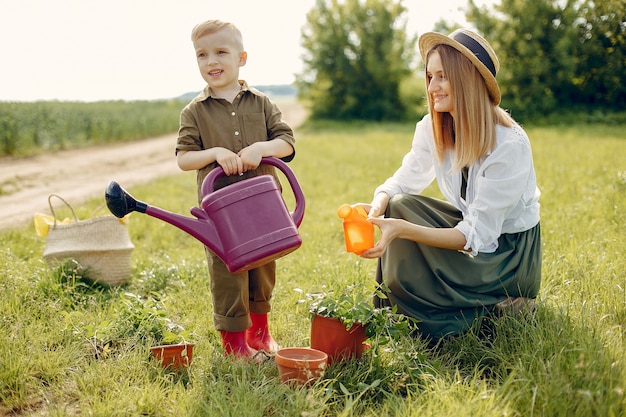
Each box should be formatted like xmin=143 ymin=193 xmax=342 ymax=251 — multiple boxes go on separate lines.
xmin=359 ymin=29 xmax=541 ymax=340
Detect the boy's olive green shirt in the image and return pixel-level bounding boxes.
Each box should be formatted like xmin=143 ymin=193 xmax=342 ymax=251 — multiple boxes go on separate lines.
xmin=176 ymin=80 xmax=296 ymax=201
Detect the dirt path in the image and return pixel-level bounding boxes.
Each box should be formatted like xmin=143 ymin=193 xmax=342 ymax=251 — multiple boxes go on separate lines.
xmin=0 ymin=99 xmax=307 ymax=230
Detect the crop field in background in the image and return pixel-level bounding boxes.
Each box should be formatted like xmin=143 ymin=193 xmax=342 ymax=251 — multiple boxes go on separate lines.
xmin=1 ymin=121 xmax=625 ymax=416
xmin=0 ymin=100 xmax=183 ymax=156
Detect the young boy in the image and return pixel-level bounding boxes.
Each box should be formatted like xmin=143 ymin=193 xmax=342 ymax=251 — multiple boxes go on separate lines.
xmin=175 ymin=20 xmax=296 ymax=359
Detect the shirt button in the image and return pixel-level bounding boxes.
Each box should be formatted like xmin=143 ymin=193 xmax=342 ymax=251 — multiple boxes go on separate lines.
xmin=231 ymin=112 xmax=236 ymax=116
xmin=234 ymin=131 xmax=240 ymax=136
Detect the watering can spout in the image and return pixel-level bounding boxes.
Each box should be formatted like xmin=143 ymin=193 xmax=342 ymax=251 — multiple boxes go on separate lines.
xmin=104 ymin=181 xmax=224 ymax=259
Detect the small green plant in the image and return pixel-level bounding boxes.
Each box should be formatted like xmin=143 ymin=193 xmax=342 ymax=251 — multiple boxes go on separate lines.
xmin=53 ymin=258 xmax=94 ymax=286
xmin=304 ymin=282 xmax=418 ymax=346
xmin=83 ymin=291 xmax=192 ymax=358
xmin=118 ymin=292 xmax=192 ymax=344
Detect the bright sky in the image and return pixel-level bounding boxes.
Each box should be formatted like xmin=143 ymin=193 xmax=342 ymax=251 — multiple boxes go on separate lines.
xmin=0 ymin=0 xmax=493 ymax=102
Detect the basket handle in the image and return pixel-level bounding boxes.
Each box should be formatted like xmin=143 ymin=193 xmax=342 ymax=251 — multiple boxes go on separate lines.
xmin=48 ymin=194 xmax=79 ymax=226
xmin=90 ymin=202 xmax=108 ymax=217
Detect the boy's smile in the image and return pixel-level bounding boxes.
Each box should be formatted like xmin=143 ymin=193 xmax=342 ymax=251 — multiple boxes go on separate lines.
xmin=208 ymin=69 xmax=225 ymax=78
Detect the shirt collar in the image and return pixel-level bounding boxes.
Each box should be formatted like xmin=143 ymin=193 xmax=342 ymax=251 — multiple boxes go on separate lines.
xmin=193 ymin=80 xmax=255 ymax=102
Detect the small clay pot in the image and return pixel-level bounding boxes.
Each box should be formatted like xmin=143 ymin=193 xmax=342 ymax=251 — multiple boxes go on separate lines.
xmin=310 ymin=315 xmax=367 ymax=364
xmin=150 ymin=343 xmax=194 ymax=369
xmin=275 ymin=347 xmax=327 ymax=386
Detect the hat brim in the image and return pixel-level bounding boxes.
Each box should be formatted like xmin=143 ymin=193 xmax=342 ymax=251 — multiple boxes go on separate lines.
xmin=419 ymin=32 xmax=501 ymax=105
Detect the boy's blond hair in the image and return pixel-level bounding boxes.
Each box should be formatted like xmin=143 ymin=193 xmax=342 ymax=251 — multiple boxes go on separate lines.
xmin=191 ymin=20 xmax=244 ymax=50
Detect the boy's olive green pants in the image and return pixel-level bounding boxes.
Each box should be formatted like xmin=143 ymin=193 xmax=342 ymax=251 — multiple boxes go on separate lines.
xmin=205 ymin=248 xmax=275 ymax=332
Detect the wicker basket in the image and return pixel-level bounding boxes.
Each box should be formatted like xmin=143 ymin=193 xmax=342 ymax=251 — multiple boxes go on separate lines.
xmin=42 ymin=195 xmax=134 ymax=286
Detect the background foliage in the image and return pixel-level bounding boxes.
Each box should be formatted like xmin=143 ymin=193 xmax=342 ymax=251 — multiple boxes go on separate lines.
xmin=298 ymin=0 xmax=626 ymax=123
xmin=297 ymin=0 xmax=418 ymax=121
xmin=2 ymin=0 xmax=624 ymax=158
xmin=467 ymin=0 xmax=626 ymax=121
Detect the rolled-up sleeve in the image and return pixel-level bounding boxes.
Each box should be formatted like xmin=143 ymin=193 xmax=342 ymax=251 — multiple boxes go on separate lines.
xmin=264 ymin=97 xmax=296 ymax=161
xmin=176 ymin=104 xmax=203 ymax=154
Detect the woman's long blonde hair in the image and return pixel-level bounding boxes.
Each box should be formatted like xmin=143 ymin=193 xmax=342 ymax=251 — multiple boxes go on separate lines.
xmin=426 ymin=44 xmax=514 ymax=170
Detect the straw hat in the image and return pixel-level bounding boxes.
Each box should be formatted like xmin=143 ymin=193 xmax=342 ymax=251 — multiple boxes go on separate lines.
xmin=419 ymin=29 xmax=501 ymax=104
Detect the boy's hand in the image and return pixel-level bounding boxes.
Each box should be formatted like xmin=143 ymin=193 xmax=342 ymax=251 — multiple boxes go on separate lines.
xmin=216 ymin=149 xmax=243 ymax=176
xmin=238 ymin=144 xmax=263 ymax=172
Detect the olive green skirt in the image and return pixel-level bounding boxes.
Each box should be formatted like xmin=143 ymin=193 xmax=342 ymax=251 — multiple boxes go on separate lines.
xmin=375 ymin=194 xmax=541 ymax=339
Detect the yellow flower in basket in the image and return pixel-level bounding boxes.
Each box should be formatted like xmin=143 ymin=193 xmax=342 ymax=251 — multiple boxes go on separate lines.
xmin=34 ymin=213 xmax=72 ymax=237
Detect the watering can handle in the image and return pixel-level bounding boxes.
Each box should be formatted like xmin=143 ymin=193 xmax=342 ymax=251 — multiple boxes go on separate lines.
xmin=201 ymin=157 xmax=305 ymax=227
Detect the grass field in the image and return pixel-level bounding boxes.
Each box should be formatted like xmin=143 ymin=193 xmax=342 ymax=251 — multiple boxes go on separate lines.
xmin=1 ymin=121 xmax=625 ymax=416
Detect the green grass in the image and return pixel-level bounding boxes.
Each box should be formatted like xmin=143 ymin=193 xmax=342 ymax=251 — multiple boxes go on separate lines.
xmin=1 ymin=122 xmax=625 ymax=416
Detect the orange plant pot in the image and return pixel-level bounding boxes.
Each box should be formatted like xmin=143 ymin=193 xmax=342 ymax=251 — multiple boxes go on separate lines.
xmin=310 ymin=315 xmax=367 ymax=364
xmin=150 ymin=343 xmax=194 ymax=369
xmin=275 ymin=347 xmax=327 ymax=386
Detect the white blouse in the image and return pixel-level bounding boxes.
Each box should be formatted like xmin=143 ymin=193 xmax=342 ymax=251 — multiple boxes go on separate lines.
xmin=374 ymin=114 xmax=541 ymax=256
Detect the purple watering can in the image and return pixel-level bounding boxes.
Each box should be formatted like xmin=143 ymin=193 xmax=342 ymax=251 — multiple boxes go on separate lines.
xmin=105 ymin=157 xmax=305 ymax=273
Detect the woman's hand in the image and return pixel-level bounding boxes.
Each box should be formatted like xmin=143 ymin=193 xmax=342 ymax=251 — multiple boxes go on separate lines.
xmin=360 ymin=216 xmax=470 ymax=259
xmin=366 ymin=192 xmax=390 ymax=219
xmin=354 ymin=193 xmax=392 ymax=258
xmin=359 ymin=217 xmax=405 ymax=259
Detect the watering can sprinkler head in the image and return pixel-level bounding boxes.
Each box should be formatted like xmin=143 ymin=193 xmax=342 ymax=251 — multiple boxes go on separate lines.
xmin=105 ymin=181 xmax=147 ymax=218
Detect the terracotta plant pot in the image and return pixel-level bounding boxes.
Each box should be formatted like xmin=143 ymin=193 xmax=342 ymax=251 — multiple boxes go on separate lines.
xmin=310 ymin=314 xmax=367 ymax=364
xmin=150 ymin=343 xmax=194 ymax=369
xmin=275 ymin=347 xmax=327 ymax=386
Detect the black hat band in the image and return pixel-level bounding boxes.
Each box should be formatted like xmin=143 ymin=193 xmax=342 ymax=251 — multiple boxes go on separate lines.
xmin=452 ymin=31 xmax=496 ymax=77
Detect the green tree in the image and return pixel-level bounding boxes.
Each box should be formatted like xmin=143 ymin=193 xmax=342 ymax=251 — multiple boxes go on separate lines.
xmin=297 ymin=0 xmax=417 ymax=121
xmin=573 ymin=0 xmax=626 ymax=110
xmin=467 ymin=0 xmax=579 ymax=119
xmin=467 ymin=0 xmax=626 ymax=120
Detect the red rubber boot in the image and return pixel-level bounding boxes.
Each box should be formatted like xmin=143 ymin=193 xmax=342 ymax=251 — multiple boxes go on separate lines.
xmin=246 ymin=312 xmax=280 ymax=353
xmin=220 ymin=330 xmax=257 ymax=359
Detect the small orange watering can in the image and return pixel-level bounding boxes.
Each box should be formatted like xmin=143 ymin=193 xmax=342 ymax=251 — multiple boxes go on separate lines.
xmin=337 ymin=204 xmax=374 ymax=254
